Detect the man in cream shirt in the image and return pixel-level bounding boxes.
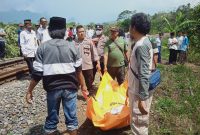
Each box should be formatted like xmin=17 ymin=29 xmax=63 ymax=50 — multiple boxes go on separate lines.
xmin=20 ymin=19 xmax=38 ymax=74
xmin=37 ymin=17 xmax=51 ymax=45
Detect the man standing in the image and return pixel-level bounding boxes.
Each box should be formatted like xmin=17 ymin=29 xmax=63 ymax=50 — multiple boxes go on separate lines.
xmin=0 ymin=28 xmax=6 ymax=60
xmin=37 ymin=17 xmax=51 ymax=45
xmin=75 ymin=25 xmax=100 ymax=96
xmin=104 ymin=26 xmax=128 ymax=85
xmin=177 ymin=31 xmax=184 ymax=63
xmin=179 ymin=32 xmax=189 ymax=64
xmin=92 ymin=24 xmax=108 ymax=77
xmin=168 ymin=32 xmax=178 ymax=65
xmin=86 ymin=25 xmax=94 ymax=39
xmin=67 ymin=27 xmax=74 ymax=41
xmin=20 ymin=19 xmax=38 ymax=74
xmin=26 ymin=17 xmax=87 ymax=135
xmin=17 ymin=23 xmax=24 ymax=56
xmin=155 ymin=33 xmax=163 ymax=63
xmin=72 ymin=24 xmax=77 ymax=40
xmin=128 ymin=13 xmax=153 ymax=135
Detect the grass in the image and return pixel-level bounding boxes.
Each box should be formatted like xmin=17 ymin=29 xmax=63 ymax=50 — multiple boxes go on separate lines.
xmin=149 ymin=48 xmax=200 ymax=134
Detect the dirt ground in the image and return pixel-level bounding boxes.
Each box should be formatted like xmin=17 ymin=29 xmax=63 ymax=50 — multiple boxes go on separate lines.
xmin=24 ymin=75 xmax=132 ymax=135
xmin=61 ymin=76 xmax=132 ymax=135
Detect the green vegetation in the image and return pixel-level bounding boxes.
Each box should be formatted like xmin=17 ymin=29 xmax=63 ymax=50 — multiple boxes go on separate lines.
xmin=0 ymin=3 xmax=199 ymax=135
xmin=149 ymin=59 xmax=200 ymax=134
xmin=118 ymin=3 xmax=200 ymax=64
xmin=1 ymin=3 xmax=199 ymax=62
xmin=4 ymin=25 xmax=19 ymax=57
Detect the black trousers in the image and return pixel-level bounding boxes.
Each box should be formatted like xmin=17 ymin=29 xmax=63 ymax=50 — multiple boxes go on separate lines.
xmin=25 ymin=57 xmax=35 ymax=74
xmin=107 ymin=66 xmax=125 ymax=85
xmin=0 ymin=40 xmax=5 ymax=58
xmin=177 ymin=50 xmax=181 ymax=62
xmin=19 ymin=46 xmax=23 ymax=57
xmin=179 ymin=51 xmax=187 ymax=64
xmin=93 ymin=61 xmax=104 ymax=81
xmin=169 ymin=49 xmax=177 ymax=64
xmin=82 ymin=69 xmax=94 ymax=95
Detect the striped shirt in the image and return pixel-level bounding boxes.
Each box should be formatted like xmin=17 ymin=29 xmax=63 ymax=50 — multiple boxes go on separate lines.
xmin=32 ymin=39 xmax=82 ymax=91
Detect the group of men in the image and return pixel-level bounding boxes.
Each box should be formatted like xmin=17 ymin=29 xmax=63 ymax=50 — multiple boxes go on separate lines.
xmin=22 ymin=13 xmax=156 ymax=135
xmin=168 ymin=31 xmax=189 ymax=65
xmin=20 ymin=17 xmax=129 ymax=97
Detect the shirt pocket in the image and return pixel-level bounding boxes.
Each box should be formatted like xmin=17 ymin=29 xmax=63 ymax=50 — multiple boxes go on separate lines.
xmin=83 ymin=45 xmax=91 ymax=56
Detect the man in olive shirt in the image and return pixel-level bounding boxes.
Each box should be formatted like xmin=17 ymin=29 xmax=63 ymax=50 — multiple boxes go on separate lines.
xmin=104 ymin=26 xmax=128 ymax=85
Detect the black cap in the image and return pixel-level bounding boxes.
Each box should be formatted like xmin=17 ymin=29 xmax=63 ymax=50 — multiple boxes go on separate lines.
xmin=48 ymin=17 xmax=66 ymax=31
xmin=24 ymin=19 xmax=31 ymax=24
xmin=95 ymin=24 xmax=103 ymax=29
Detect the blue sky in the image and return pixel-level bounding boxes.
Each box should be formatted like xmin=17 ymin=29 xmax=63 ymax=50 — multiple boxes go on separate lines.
xmin=0 ymin=0 xmax=199 ymax=24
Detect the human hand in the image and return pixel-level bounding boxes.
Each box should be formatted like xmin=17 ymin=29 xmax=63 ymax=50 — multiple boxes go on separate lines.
xmin=26 ymin=91 xmax=33 ymax=104
xmin=96 ymin=64 xmax=101 ymax=71
xmin=81 ymin=85 xmax=89 ymax=99
xmin=138 ymin=100 xmax=148 ymax=115
xmin=104 ymin=67 xmax=107 ymax=72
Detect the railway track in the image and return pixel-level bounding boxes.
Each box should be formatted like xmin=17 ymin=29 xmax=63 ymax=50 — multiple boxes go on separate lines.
xmin=0 ymin=57 xmax=29 ymax=84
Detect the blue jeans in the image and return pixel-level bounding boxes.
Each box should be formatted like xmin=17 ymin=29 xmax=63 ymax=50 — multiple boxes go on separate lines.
xmin=158 ymin=46 xmax=161 ymax=63
xmin=44 ymin=89 xmax=78 ymax=133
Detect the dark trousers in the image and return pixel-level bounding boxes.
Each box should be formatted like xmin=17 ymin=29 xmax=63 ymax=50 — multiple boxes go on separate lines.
xmin=93 ymin=61 xmax=104 ymax=80
xmin=25 ymin=57 xmax=35 ymax=74
xmin=82 ymin=69 xmax=94 ymax=95
xmin=157 ymin=46 xmax=161 ymax=63
xmin=0 ymin=41 xmax=5 ymax=58
xmin=169 ymin=49 xmax=177 ymax=64
xmin=177 ymin=50 xmax=181 ymax=62
xmin=19 ymin=46 xmax=23 ymax=57
xmin=179 ymin=51 xmax=187 ymax=64
xmin=107 ymin=66 xmax=125 ymax=85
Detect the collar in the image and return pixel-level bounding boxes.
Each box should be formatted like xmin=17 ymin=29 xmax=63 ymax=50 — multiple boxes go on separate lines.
xmin=25 ymin=29 xmax=33 ymax=34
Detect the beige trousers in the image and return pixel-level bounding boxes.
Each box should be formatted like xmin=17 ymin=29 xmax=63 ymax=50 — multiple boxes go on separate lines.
xmin=129 ymin=93 xmax=153 ymax=135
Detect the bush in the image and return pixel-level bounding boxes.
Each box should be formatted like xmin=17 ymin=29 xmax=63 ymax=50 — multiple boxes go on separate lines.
xmin=4 ymin=25 xmax=19 ymax=58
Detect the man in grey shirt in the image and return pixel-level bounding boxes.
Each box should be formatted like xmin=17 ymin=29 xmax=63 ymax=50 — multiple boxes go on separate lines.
xmin=25 ymin=17 xmax=87 ymax=135
xmin=128 ymin=13 xmax=153 ymax=135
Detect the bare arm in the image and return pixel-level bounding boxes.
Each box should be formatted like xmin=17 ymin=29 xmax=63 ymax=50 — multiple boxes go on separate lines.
xmin=76 ymin=70 xmax=87 ymax=90
xmin=104 ymin=53 xmax=108 ymax=71
xmin=76 ymin=69 xmax=88 ymax=98
xmin=125 ymin=51 xmax=129 ymax=62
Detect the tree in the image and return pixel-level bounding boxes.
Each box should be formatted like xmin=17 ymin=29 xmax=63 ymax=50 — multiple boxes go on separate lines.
xmin=66 ymin=22 xmax=77 ymax=27
xmin=162 ymin=11 xmax=197 ymax=34
xmin=4 ymin=25 xmax=19 ymax=57
xmin=150 ymin=12 xmax=168 ymax=34
xmin=118 ymin=18 xmax=130 ymax=32
xmin=117 ymin=10 xmax=136 ymax=21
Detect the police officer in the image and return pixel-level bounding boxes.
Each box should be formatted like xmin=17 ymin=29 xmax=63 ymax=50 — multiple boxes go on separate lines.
xmin=75 ymin=25 xmax=100 ymax=96
xmin=92 ymin=24 xmax=108 ymax=78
